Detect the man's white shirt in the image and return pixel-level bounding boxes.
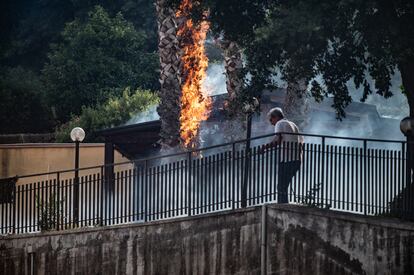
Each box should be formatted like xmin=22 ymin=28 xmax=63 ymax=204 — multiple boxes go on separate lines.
xmin=274 ymin=119 xmax=303 ymax=162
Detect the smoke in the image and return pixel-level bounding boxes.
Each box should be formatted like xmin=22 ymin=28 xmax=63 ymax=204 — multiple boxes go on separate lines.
xmin=125 ymin=59 xmax=406 ymax=153
xmin=347 ymin=71 xmax=408 ymax=120
xmin=126 ymin=104 xmax=160 ymax=125
xmin=202 ymin=62 xmax=227 ymax=96
xmin=299 ymin=72 xmax=407 ymax=149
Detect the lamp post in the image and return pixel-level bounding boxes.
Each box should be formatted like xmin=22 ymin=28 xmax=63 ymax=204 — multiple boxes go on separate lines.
xmin=70 ymin=127 xmax=85 ymax=226
xmin=241 ymin=98 xmax=259 ymax=208
xmin=400 ymin=117 xmax=414 ymax=217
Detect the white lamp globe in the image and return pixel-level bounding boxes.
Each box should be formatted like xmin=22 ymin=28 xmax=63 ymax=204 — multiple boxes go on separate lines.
xmin=70 ymin=127 xmax=86 ymax=142
xmin=400 ymin=117 xmax=413 ymax=136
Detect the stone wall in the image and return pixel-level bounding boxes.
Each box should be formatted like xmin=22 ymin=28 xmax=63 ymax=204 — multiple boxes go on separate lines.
xmin=1 ymin=204 xmax=413 ymax=275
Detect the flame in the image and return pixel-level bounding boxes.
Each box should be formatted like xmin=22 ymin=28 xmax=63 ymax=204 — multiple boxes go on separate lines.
xmin=177 ymin=0 xmax=211 ymax=148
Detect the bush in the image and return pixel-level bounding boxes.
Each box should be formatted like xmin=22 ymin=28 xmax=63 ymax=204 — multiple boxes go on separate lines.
xmin=55 ymin=88 xmax=159 ymax=142
xmin=37 ymin=194 xmax=64 ymax=231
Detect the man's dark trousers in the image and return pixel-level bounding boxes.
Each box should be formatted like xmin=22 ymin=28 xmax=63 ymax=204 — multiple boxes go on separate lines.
xmin=277 ymin=160 xmax=301 ymax=203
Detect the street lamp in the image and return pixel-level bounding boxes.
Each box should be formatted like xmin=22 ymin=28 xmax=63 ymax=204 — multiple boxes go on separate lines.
xmin=70 ymin=127 xmax=85 ymax=226
xmin=401 ymin=117 xmax=414 ymax=216
xmin=400 ymin=117 xmax=414 ymax=136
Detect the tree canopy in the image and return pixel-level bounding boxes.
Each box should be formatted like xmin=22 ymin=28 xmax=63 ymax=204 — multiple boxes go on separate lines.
xmin=42 ymin=6 xmax=159 ymax=123
xmin=0 ymin=1 xmax=158 ymax=134
xmin=0 ymin=67 xmax=53 ymax=134
xmin=176 ymin=0 xmax=414 ymax=118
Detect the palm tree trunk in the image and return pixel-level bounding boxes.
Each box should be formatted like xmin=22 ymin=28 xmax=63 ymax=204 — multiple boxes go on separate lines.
xmin=284 ymin=77 xmax=310 ymax=128
xmin=156 ymin=0 xmax=182 ymax=147
xmin=218 ymin=39 xmax=245 ymax=141
xmin=221 ymin=40 xmax=244 ymax=102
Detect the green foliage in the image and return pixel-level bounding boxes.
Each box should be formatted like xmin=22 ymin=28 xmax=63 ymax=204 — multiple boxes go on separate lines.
xmin=177 ymin=0 xmax=414 ymax=117
xmin=42 ymin=6 xmax=159 ymax=123
xmin=0 ymin=67 xmax=54 ymax=134
xmin=36 ymin=193 xmax=64 ymax=232
xmin=0 ymin=0 xmax=76 ymax=70
xmin=55 ymin=88 xmax=159 ymax=142
xmin=1 ymin=0 xmax=157 ymax=70
xmin=300 ymin=182 xmax=331 ymax=209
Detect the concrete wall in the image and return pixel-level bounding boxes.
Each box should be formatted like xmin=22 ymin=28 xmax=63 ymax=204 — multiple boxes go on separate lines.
xmin=1 ymin=204 xmax=413 ymax=275
xmin=0 ymin=144 xmax=130 ymax=184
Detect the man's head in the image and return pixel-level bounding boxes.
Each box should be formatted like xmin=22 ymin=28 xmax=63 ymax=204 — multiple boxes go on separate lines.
xmin=267 ymin=107 xmax=284 ymax=126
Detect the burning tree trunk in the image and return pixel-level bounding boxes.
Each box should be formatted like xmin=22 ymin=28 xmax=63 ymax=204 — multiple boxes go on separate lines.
xmin=156 ymin=0 xmax=183 ymax=147
xmin=176 ymin=0 xmax=211 ymax=149
xmin=283 ymin=77 xmax=310 ymax=128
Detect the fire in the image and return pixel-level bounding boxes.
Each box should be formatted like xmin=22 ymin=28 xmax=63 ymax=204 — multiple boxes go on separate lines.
xmin=177 ymin=0 xmax=211 ymax=148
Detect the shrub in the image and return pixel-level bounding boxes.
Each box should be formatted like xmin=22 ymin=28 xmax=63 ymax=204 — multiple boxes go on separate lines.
xmin=55 ymin=87 xmax=159 ymax=142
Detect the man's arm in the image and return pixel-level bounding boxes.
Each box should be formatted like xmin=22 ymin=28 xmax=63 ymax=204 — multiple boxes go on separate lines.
xmin=263 ymin=134 xmax=282 ymax=150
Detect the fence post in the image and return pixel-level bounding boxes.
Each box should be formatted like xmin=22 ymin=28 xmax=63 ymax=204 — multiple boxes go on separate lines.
xmin=144 ymin=160 xmax=148 ymax=222
xmin=12 ymin=183 xmax=16 ymax=234
xmin=73 ymin=141 xmax=80 ymax=227
xmin=100 ymin=166 xmax=104 ymax=226
xmin=242 ymin=114 xmax=253 ymax=208
xmin=321 ymin=137 xmax=326 ymax=208
xmin=187 ymin=152 xmax=192 ymax=216
xmin=56 ymin=172 xmax=60 ymax=231
xmin=363 ymin=140 xmax=368 ymax=215
xmin=232 ymin=143 xmax=236 ymax=210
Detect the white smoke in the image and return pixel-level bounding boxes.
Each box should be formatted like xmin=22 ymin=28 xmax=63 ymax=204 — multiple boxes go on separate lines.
xmin=347 ymin=71 xmax=408 ymax=120
xmin=202 ymin=62 xmax=227 ymax=96
xmin=126 ymin=104 xmax=160 ymax=125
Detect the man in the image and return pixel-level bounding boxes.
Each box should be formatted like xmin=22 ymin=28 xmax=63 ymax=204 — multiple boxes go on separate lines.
xmin=265 ymin=107 xmax=303 ymax=203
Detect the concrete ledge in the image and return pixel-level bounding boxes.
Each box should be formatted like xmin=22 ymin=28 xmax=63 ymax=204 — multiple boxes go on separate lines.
xmin=1 ymin=203 xmax=414 ymax=274
xmin=2 ymin=203 xmax=413 ymax=241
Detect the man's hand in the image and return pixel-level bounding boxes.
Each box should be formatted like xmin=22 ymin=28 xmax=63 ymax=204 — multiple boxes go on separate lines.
xmin=259 ymin=143 xmax=273 ymax=154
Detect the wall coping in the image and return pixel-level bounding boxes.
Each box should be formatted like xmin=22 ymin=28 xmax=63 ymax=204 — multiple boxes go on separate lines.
xmin=1 ymin=204 xmax=413 ymax=241
xmin=0 ymin=143 xmax=105 ymax=149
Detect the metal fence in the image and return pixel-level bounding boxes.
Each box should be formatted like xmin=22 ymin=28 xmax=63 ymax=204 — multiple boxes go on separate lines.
xmin=0 ymin=133 xmax=412 ymax=234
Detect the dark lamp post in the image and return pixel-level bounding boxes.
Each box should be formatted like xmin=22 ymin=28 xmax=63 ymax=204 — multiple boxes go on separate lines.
xmin=241 ymin=97 xmax=260 ymax=208
xmin=70 ymin=127 xmax=85 ymax=226
xmin=401 ymin=117 xmax=413 ymax=218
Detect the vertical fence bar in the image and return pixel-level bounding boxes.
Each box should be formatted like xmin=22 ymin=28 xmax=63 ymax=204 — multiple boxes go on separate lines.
xmin=385 ymin=150 xmax=390 ymax=214
xmin=180 ymin=160 xmax=184 ymax=216
xmin=320 ymin=137 xmax=325 ymax=208
xmin=12 ymin=184 xmax=17 ymax=234
xmin=402 ymin=143 xmax=407 ymax=217
xmin=333 ymin=146 xmax=338 ymax=209
xmin=100 ymin=166 xmax=105 ymax=226
xmin=25 ymin=183 xmax=29 ymax=233
xmin=346 ymin=147 xmax=350 ymax=211
xmin=363 ymin=140 xmax=367 ymax=215
xmin=187 ymin=152 xmax=192 ymax=216
xmin=232 ymin=143 xmax=236 ymax=209
xmin=341 ymin=146 xmax=346 ymax=211
xmin=374 ymin=149 xmax=379 ymax=215
xmin=28 ymin=183 xmax=32 ymax=233
xmin=203 ymin=156 xmax=207 ymax=213
xmin=87 ymin=175 xmax=92 ymax=226
xmin=56 ymin=172 xmax=60 ymax=230
xmin=358 ymin=148 xmax=362 ymax=213
xmin=212 ymin=155 xmax=216 ymax=210
xmin=17 ymin=185 xmax=21 ymax=233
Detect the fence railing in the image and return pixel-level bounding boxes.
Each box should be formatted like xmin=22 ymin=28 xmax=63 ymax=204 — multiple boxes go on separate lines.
xmin=0 ymin=132 xmax=412 ymax=234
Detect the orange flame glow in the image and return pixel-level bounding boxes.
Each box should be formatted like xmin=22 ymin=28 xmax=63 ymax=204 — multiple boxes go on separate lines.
xmin=177 ymin=0 xmax=211 ymax=148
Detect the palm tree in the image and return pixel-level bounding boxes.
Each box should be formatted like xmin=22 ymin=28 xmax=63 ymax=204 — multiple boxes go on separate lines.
xmin=156 ymin=0 xmax=183 ymax=147
xmin=283 ymin=78 xmax=310 ymax=128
